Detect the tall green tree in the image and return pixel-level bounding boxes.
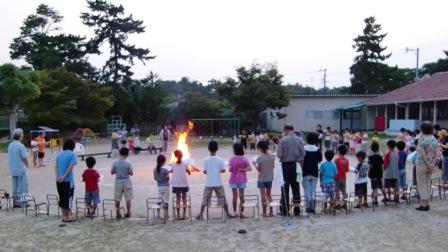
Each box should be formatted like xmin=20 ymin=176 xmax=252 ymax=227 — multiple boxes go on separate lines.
xmin=23 ymin=68 xmax=113 ymax=129
xmin=0 ymin=64 xmax=41 ymax=137
xmin=349 ymin=16 xmax=412 ymax=94
xmin=81 ymin=0 xmax=154 ymax=85
xmin=132 ymin=73 xmax=170 ymax=124
xmin=217 ymin=63 xmax=290 ymax=128
xmin=420 ymin=58 xmax=448 ymax=76
xmin=10 ymin=4 xmax=95 ymax=79
xmin=174 ymin=92 xmax=223 ymax=119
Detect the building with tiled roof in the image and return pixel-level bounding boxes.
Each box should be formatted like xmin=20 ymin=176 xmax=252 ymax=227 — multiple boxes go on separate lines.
xmin=266 ymin=72 xmax=448 ymax=133
xmin=363 ymin=71 xmax=448 ymax=131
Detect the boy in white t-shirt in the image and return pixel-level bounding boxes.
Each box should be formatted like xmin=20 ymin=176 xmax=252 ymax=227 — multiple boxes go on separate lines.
xmin=30 ymin=138 xmax=38 ymax=168
xmin=196 ymin=141 xmax=231 ymax=220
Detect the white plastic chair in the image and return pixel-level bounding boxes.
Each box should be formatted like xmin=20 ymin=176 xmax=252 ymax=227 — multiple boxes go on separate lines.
xmin=74 ymin=143 xmax=85 ymax=155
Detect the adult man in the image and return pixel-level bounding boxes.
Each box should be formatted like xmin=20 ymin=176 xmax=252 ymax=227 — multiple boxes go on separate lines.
xmin=277 ymin=124 xmax=305 ymax=216
xmin=55 ymin=139 xmax=77 ymax=222
xmin=159 ymin=126 xmax=170 ymax=153
xmin=130 ymin=124 xmax=140 ymax=148
xmin=7 ymin=128 xmax=29 ymax=207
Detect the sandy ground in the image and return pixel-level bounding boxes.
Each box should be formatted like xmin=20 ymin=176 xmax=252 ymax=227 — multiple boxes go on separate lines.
xmin=1 ymin=139 xmax=448 ymax=252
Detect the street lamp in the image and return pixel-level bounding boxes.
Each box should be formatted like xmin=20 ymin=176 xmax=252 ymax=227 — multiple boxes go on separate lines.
xmin=405 ymin=47 xmax=420 ymax=81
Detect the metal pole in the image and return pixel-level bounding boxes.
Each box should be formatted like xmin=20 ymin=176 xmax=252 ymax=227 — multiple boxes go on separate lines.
xmin=416 ymin=48 xmax=420 ymax=80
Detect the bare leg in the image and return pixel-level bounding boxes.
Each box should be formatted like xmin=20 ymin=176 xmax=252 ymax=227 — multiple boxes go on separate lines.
xmin=232 ymin=189 xmax=238 ymax=214
xmin=239 ymin=189 xmax=245 ymax=216
xmin=260 ymin=188 xmax=267 ymax=216
xmin=176 ymin=193 xmax=181 ymax=216
xmin=223 ymin=204 xmax=230 ymax=215
xmin=115 ymin=201 xmax=121 ymax=218
xmin=181 ymin=192 xmax=187 ymax=217
xmin=126 ymin=200 xmax=131 ymax=216
xmin=266 ymin=188 xmax=273 ymax=216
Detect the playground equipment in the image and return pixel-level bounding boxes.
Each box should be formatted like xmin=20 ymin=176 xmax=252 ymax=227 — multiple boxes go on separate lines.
xmin=73 ymin=128 xmax=97 ymax=145
xmin=107 ymin=116 xmax=126 ymax=135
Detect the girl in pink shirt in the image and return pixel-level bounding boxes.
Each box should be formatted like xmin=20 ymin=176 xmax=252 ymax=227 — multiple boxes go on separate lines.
xmin=228 ymin=143 xmax=252 ymax=217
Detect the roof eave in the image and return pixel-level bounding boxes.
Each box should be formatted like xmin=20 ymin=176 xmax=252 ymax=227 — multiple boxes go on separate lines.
xmin=365 ymin=97 xmax=448 ymax=106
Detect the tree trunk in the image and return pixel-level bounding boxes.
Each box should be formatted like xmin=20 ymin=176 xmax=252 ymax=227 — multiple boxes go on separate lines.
xmin=9 ymin=103 xmax=19 ymax=139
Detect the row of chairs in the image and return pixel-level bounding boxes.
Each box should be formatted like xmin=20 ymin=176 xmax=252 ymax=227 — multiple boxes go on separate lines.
xmin=0 ymin=177 xmax=445 ymax=224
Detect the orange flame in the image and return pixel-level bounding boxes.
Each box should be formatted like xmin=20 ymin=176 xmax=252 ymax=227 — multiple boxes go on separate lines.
xmin=171 ymin=121 xmax=193 ymax=163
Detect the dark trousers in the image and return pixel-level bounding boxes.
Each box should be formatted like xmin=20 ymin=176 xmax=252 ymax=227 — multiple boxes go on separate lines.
xmin=280 ymin=162 xmax=301 ymax=216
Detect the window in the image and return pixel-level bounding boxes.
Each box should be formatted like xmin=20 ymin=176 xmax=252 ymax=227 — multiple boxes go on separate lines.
xmin=324 ymin=110 xmax=339 ymax=120
xmin=343 ymin=111 xmax=360 ymax=120
xmin=305 ymin=111 xmax=323 ymax=119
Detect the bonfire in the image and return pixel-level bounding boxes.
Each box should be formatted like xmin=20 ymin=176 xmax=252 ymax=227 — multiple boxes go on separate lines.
xmin=170 ymin=121 xmax=199 ymax=172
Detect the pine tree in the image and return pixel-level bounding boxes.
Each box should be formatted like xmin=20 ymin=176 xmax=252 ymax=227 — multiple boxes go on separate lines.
xmin=81 ymin=0 xmax=154 ymax=85
xmin=350 ymin=16 xmax=411 ymax=94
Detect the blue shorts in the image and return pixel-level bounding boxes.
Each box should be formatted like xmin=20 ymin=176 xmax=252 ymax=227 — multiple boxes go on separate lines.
xmin=230 ymin=183 xmax=246 ymax=189
xmin=321 ymin=183 xmax=335 ymax=197
xmin=85 ymin=190 xmax=100 ymax=205
xmin=399 ymin=170 xmax=407 ymax=188
xmin=257 ymin=181 xmax=272 ymax=189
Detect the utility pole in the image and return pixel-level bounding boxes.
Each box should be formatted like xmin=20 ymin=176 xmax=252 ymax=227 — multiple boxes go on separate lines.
xmin=323 ymin=68 xmax=327 ymax=90
xmin=319 ymin=68 xmax=327 ymax=92
xmin=405 ymin=47 xmax=420 ymax=80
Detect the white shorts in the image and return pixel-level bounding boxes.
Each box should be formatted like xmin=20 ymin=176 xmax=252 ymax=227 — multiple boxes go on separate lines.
xmin=158 ymin=186 xmax=170 ymax=204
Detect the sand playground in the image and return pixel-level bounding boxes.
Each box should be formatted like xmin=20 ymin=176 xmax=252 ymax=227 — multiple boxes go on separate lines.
xmin=1 ymin=139 xmax=448 ymax=252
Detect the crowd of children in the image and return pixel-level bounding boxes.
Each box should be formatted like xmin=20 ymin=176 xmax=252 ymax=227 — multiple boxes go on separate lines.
xmin=67 ymin=125 xmax=441 ymax=222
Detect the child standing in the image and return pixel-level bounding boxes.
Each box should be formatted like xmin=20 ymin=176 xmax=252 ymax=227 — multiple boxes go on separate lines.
xmin=334 ymin=145 xmax=349 ymax=209
xmin=320 ymin=150 xmax=338 ymax=206
xmin=331 ymin=130 xmax=339 ymax=153
xmin=343 ymin=129 xmax=350 ymax=148
xmin=249 ymin=133 xmax=256 ymax=154
xmin=170 ymin=150 xmax=198 ymax=220
xmin=362 ymin=131 xmax=369 ymax=153
xmin=228 ymin=143 xmax=252 ymax=217
xmin=368 ymin=142 xmax=386 ymax=206
xmin=372 ymin=132 xmax=380 ymax=144
xmin=82 ymin=157 xmax=100 ymax=218
xmin=324 ymin=127 xmax=332 ymax=150
xmin=397 ymin=141 xmax=408 ymax=200
xmin=383 ymin=140 xmax=400 ymax=203
xmin=354 ymin=151 xmax=369 ymax=208
xmin=30 ymin=136 xmax=38 ymax=168
xmin=302 ymin=133 xmax=323 ymax=214
xmin=349 ymin=132 xmax=356 ymax=155
xmin=128 ymin=136 xmax=135 ymax=154
xmin=196 ymin=141 xmax=231 ymax=220
xmin=111 ymin=147 xmax=134 ymax=219
xmin=153 ymin=154 xmax=170 ymax=219
xmin=255 ymin=141 xmax=275 ymax=217
xmin=355 ymin=132 xmax=362 ymax=153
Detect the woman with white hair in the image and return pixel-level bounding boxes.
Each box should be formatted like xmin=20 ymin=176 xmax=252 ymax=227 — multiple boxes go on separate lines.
xmin=7 ymin=128 xmax=29 ymax=207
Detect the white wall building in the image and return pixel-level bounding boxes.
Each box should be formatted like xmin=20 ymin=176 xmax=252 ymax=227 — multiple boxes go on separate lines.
xmin=266 ymin=94 xmax=377 ymax=132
